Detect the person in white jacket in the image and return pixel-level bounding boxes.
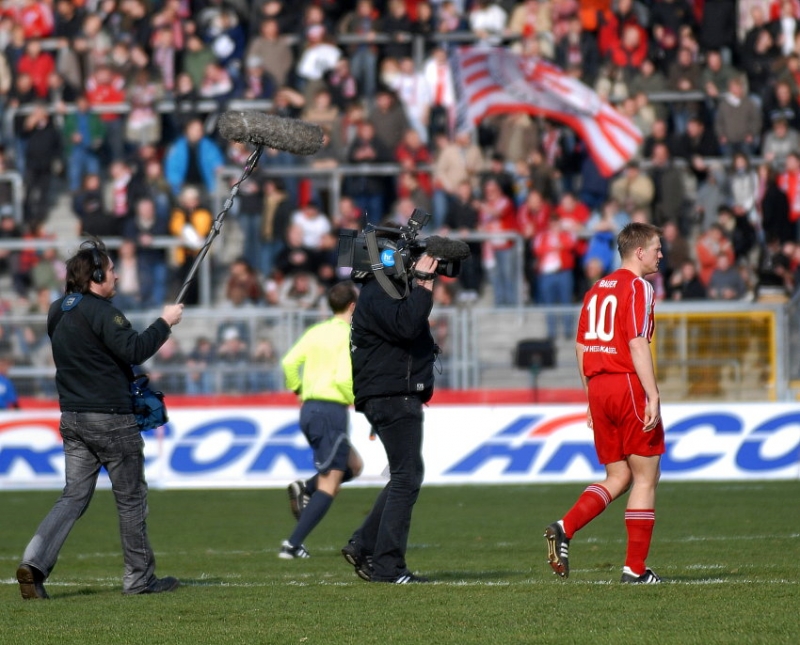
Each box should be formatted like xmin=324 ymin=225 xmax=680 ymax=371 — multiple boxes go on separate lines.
xmin=469 ymin=0 xmax=508 ymax=46
xmin=296 ymin=25 xmax=341 ymax=94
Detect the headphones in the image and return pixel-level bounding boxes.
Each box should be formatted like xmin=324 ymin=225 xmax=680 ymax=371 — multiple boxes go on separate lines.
xmin=82 ymin=241 xmax=105 ymax=284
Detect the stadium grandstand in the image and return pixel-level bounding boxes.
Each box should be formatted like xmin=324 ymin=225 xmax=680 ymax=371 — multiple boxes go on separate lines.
xmin=2 ymin=0 xmax=800 ymax=404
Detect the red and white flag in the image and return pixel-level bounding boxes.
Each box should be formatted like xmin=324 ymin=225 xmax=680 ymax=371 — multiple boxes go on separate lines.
xmin=452 ymin=47 xmax=642 ymax=177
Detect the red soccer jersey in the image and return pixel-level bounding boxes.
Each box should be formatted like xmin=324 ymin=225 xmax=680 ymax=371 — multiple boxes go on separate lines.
xmin=16 ymin=3 xmax=55 ymax=39
xmin=777 ymin=170 xmax=800 ymax=222
xmin=577 ymin=267 xmax=655 ymax=378
xmin=17 ymin=53 xmax=55 ymax=98
xmin=85 ymin=75 xmax=126 ymax=122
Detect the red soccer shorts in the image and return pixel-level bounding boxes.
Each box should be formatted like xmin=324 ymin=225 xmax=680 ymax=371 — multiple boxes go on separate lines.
xmin=587 ymin=373 xmax=665 ymax=465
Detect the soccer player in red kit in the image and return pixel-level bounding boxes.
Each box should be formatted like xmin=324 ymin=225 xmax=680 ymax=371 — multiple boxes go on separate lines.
xmin=544 ymin=222 xmax=665 ymax=584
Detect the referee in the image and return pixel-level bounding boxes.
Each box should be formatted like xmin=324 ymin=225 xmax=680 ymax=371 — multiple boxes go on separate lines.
xmin=278 ymin=281 xmax=363 ymax=559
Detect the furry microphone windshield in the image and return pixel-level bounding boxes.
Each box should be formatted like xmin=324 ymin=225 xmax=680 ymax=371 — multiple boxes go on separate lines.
xmin=218 ymin=111 xmax=324 ymax=156
xmin=418 ymin=235 xmax=472 ymax=261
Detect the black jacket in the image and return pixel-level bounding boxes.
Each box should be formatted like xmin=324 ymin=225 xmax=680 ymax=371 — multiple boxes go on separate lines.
xmin=47 ymin=292 xmax=171 ymax=413
xmin=350 ymin=277 xmax=436 ymax=411
xmin=761 ymin=182 xmax=793 ymax=245
xmin=24 ymin=119 xmax=62 ymax=173
xmin=670 ymin=128 xmax=721 ymax=161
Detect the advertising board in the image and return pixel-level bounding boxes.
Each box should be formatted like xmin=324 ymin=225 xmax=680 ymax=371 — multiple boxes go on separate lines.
xmin=2 ymin=403 xmax=798 ymax=489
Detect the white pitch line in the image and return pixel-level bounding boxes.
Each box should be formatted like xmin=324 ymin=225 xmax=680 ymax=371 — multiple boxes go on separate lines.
xmin=569 ymin=533 xmax=800 ymax=545
xmin=1 ymin=577 xmax=798 ymax=589
xmin=679 ymin=533 xmax=800 ymax=542
xmin=1 ymin=534 xmax=796 ymax=565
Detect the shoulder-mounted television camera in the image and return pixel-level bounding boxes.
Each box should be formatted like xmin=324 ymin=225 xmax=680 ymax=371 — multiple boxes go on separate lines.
xmin=336 ymin=209 xmax=467 ymax=299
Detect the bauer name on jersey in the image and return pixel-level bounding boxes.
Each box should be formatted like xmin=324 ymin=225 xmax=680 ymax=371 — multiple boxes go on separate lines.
xmin=577 ymin=268 xmax=656 ymax=378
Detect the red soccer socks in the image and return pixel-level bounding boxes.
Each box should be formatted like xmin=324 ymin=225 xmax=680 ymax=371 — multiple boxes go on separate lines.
xmin=624 ymin=509 xmax=655 ymax=575
xmin=562 ymin=484 xmax=612 ymax=538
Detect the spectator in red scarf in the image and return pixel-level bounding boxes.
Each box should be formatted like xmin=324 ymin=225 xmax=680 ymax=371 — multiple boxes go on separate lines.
xmin=607 ymin=23 xmax=649 ymax=80
xmin=518 ymin=189 xmax=554 ymax=242
xmin=395 ymin=128 xmax=433 ymax=201
xmin=533 ymin=213 xmax=578 ymax=338
xmin=478 ymin=178 xmax=520 ymax=306
xmin=598 ymin=0 xmax=643 ymax=55
xmin=517 ymin=189 xmax=554 ymax=303
xmin=778 ymin=151 xmax=800 ymax=237
xmin=555 ymin=192 xmax=591 ymax=233
xmin=695 ymin=221 xmax=735 ymax=286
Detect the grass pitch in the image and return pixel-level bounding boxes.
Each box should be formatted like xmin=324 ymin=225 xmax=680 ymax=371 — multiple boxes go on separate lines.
xmin=1 ymin=482 xmax=798 ymax=645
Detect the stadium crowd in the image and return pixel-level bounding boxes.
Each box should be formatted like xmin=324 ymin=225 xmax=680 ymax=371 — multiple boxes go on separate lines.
xmin=2 ymin=0 xmax=800 ymax=394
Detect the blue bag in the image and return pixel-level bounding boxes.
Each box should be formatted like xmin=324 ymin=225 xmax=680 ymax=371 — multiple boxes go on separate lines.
xmin=130 ymin=374 xmax=168 ymax=431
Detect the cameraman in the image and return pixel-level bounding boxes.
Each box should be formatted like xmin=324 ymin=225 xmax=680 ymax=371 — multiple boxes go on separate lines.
xmin=341 ymin=253 xmax=439 ymax=584
xmin=16 ymin=240 xmax=184 ymax=599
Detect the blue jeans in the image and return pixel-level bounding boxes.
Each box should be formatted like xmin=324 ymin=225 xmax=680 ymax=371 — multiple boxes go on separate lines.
xmin=491 ymin=247 xmax=518 ymax=306
xmin=238 ymin=213 xmax=262 ymax=272
xmin=68 ymin=147 xmax=101 ymax=193
xmin=186 ymin=370 xmax=215 ymax=394
xmin=248 ymin=367 xmax=277 ymax=393
xmin=537 ymin=269 xmax=575 ymax=339
xmin=138 ymin=260 xmax=167 ymax=309
xmin=350 ymin=396 xmax=424 ymax=581
xmin=259 ymin=240 xmax=285 ymax=279
xmin=719 ymin=140 xmax=758 ymax=159
xmin=104 ymin=118 xmax=127 ymax=162
xmin=21 ymin=412 xmax=158 ymax=594
xmin=431 ymin=189 xmax=450 ymax=232
xmin=13 ymin=137 xmax=27 ymax=176
xmin=354 ymin=194 xmax=385 ymax=227
xmin=349 ymin=47 xmax=377 ymax=101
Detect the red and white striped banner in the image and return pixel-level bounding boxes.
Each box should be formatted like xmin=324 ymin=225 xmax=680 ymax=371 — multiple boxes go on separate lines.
xmin=452 ymin=47 xmax=642 ymax=177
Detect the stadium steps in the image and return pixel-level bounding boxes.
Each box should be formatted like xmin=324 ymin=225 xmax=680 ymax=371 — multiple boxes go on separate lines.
xmin=44 ymin=192 xmax=81 ymax=241
xmin=657 ymin=332 xmax=774 ymax=403
xmin=475 ymin=310 xmax=771 ymax=399
xmin=472 ymin=309 xmax=581 ymax=391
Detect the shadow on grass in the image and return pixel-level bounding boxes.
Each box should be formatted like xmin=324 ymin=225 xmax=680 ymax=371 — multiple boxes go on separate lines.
xmin=44 ymin=587 xmax=104 ymax=600
xmin=428 ymin=569 xmax=524 ymax=582
xmin=176 ymin=577 xmax=236 ymax=587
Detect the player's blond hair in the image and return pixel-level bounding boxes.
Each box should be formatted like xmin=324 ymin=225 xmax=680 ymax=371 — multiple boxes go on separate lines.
xmin=617 ymin=222 xmax=663 ymax=259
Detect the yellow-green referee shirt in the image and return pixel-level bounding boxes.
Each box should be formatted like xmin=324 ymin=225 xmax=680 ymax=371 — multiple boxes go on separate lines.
xmin=281 ymin=317 xmax=354 ymax=406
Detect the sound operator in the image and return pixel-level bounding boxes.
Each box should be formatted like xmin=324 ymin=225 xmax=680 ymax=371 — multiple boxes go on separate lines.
xmin=16 ymin=240 xmax=184 ymax=599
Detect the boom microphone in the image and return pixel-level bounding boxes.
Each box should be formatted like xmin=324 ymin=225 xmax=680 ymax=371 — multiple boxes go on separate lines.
xmin=418 ymin=235 xmax=472 ymax=261
xmin=218 ymin=111 xmax=324 ymax=156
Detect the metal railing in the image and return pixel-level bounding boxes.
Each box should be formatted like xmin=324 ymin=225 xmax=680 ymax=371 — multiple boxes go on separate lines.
xmin=0 ymin=234 xmax=212 ymax=305
xmin=215 ymin=163 xmax=406 ymax=237
xmin=1 ymin=299 xmax=791 ymax=402
xmin=0 ymin=223 xmax=526 ymax=308
xmin=1 ymin=99 xmax=275 ymax=144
